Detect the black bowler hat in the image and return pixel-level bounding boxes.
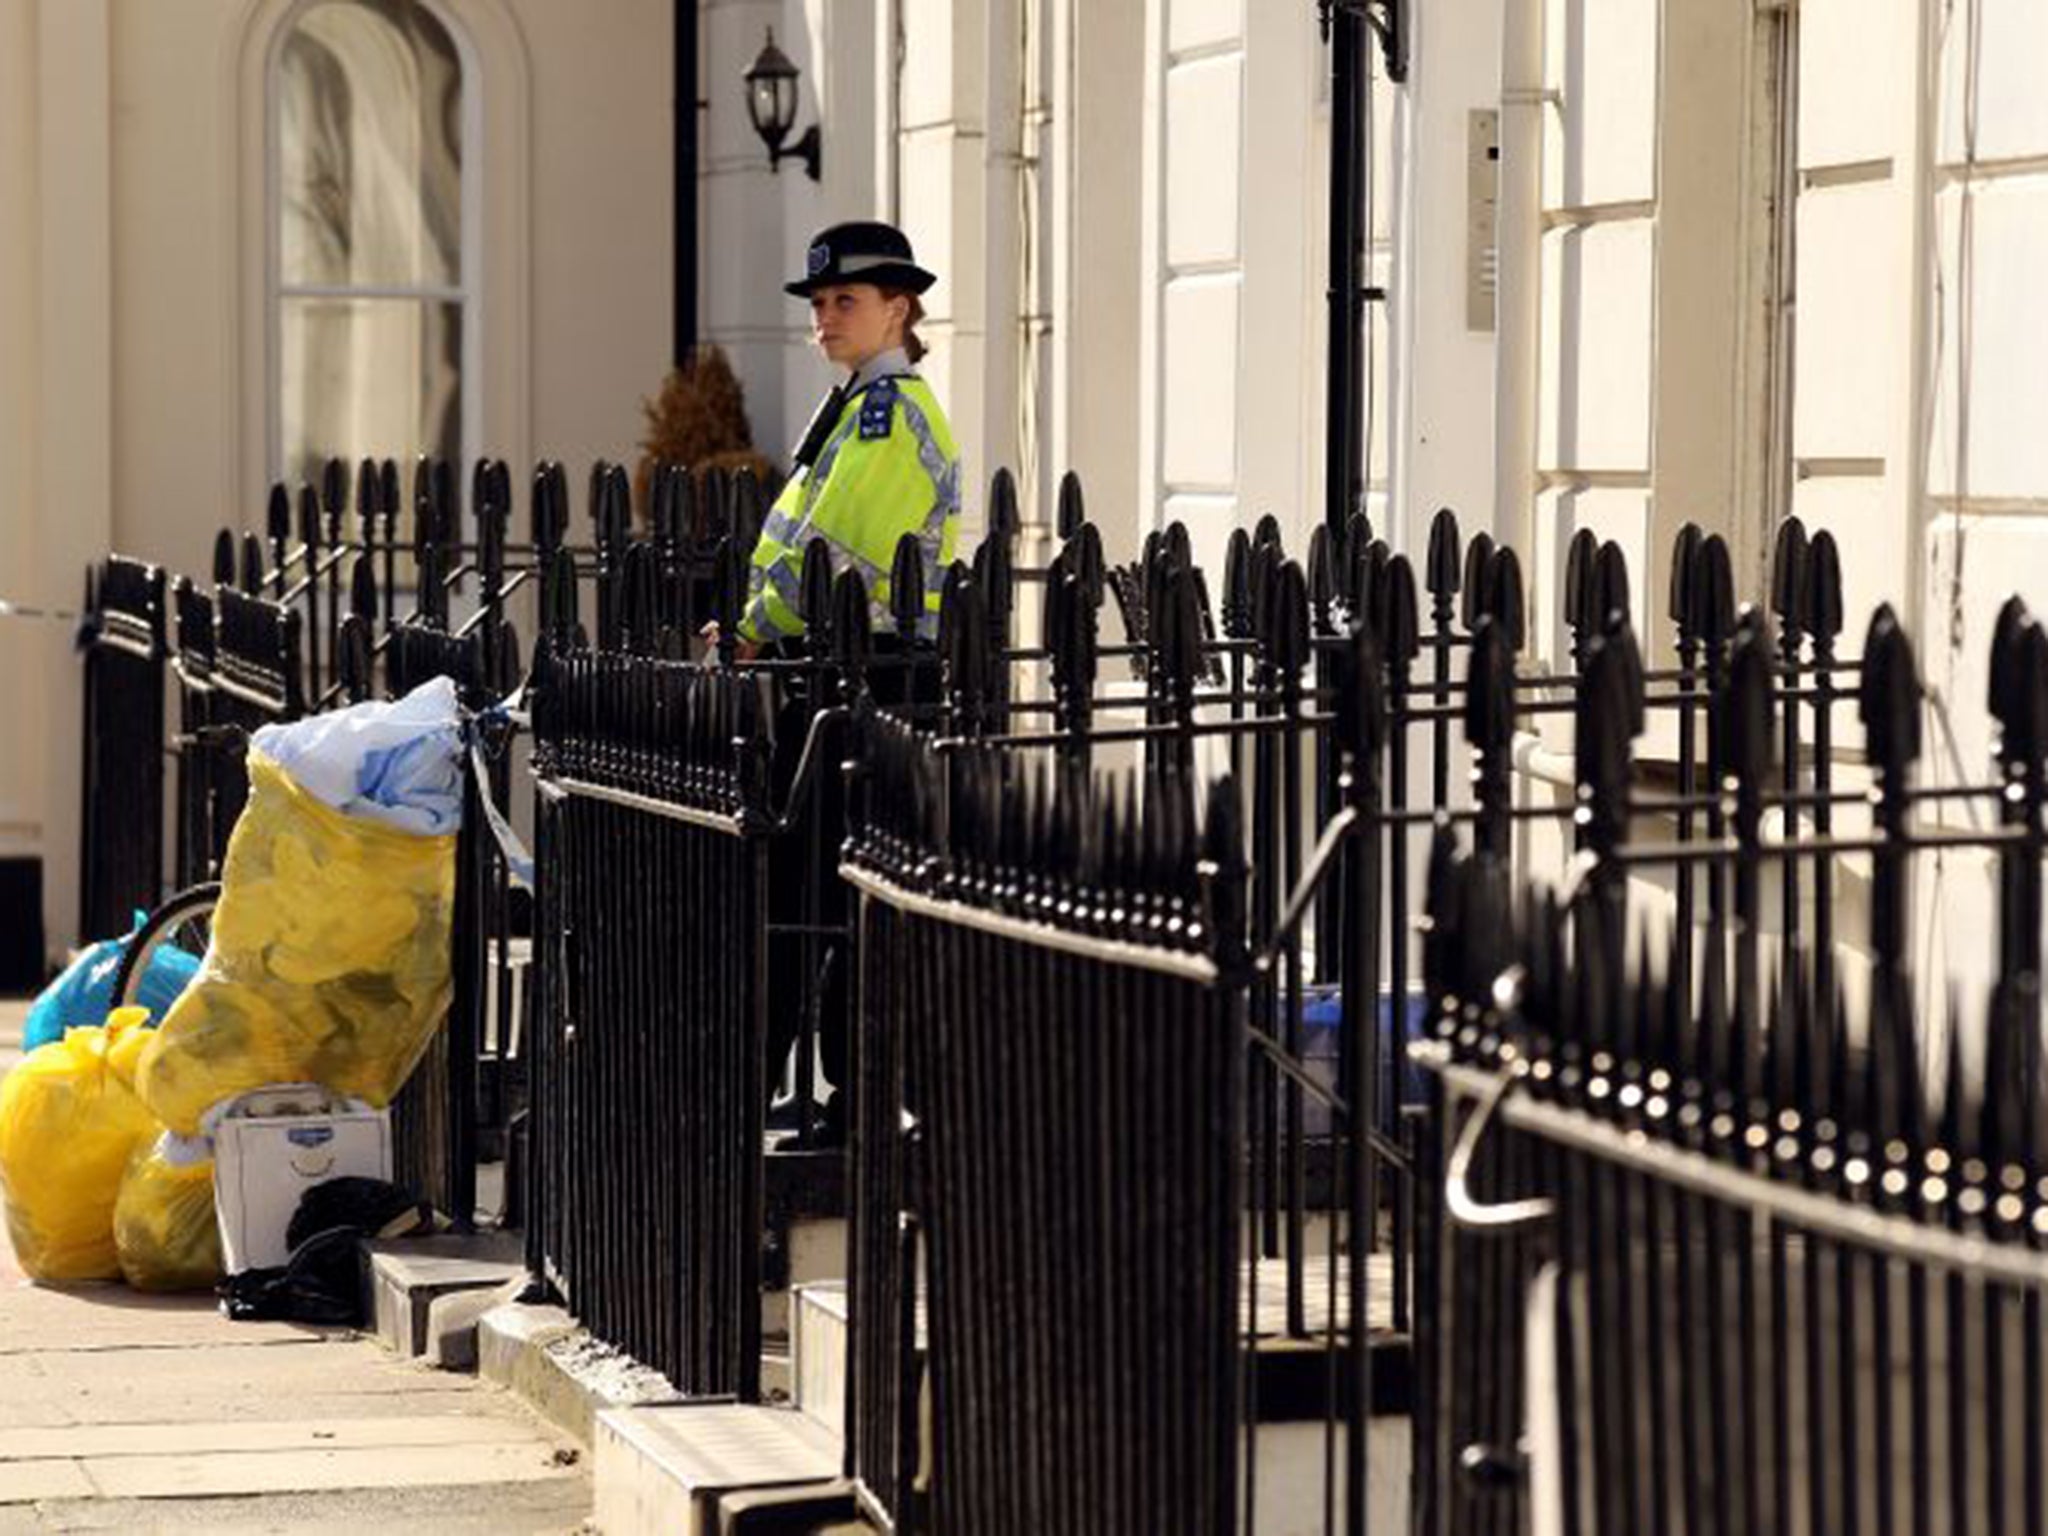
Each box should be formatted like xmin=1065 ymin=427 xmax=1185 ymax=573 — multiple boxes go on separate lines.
xmin=784 ymin=221 xmax=937 ymax=298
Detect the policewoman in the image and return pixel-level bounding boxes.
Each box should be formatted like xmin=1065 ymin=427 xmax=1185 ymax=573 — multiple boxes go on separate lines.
xmin=750 ymin=222 xmax=961 ymax=1144
xmin=739 ymin=221 xmax=963 ymax=651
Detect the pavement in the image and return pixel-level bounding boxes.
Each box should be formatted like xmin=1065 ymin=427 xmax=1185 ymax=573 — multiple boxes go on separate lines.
xmin=0 ymin=1002 xmax=594 ymax=1534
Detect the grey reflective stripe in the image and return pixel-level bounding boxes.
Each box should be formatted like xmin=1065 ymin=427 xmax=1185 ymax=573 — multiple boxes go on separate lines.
xmin=744 ymin=591 xmax=796 ymax=641
xmin=759 ymin=507 xmax=802 ymax=550
xmin=764 ymin=557 xmax=804 ymax=605
xmin=897 ymin=393 xmax=960 ymax=514
xmin=897 ymin=390 xmax=961 ymax=632
xmin=864 ymin=594 xmax=939 ymax=640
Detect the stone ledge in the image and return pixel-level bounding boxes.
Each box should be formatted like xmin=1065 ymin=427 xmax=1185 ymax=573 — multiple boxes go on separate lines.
xmin=477 ymin=1300 xmax=683 ymax=1446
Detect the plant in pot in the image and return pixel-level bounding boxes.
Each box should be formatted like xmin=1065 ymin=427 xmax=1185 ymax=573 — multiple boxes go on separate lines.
xmin=636 ymin=344 xmax=781 ymax=536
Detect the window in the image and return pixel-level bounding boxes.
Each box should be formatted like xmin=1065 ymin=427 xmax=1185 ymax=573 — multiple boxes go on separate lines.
xmin=1529 ymin=0 xmax=1661 ymax=669
xmin=270 ymin=0 xmax=476 ymax=492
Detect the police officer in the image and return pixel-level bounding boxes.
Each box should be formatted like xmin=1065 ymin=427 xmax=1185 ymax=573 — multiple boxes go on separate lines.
xmin=749 ymin=222 xmax=961 ymax=1144
xmin=738 ymin=221 xmax=963 ymax=651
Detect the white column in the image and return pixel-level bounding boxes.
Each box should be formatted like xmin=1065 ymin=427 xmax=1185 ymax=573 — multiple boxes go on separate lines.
xmin=1048 ymin=0 xmax=1145 ymax=563
xmin=700 ymin=0 xmax=807 ymax=455
xmin=1491 ymin=0 xmax=1542 ymax=562
xmin=8 ymin=0 xmax=115 ymax=958
xmin=1237 ymin=0 xmax=1316 ymax=556
xmin=891 ymin=0 xmax=989 ymax=525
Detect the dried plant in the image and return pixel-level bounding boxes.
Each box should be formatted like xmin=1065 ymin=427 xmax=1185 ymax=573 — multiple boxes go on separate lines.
xmin=635 ymin=345 xmax=778 ymax=519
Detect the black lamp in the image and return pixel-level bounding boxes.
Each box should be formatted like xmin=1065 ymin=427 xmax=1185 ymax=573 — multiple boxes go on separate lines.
xmin=744 ymin=29 xmax=822 ymax=181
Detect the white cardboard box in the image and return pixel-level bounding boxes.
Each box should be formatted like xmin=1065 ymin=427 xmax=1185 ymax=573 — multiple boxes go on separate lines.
xmin=212 ymin=1086 xmax=393 ymax=1274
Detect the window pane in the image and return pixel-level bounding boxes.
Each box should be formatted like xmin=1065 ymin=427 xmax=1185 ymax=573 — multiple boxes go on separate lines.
xmin=280 ymin=296 xmax=460 ymax=493
xmin=279 ymin=0 xmax=462 ymax=289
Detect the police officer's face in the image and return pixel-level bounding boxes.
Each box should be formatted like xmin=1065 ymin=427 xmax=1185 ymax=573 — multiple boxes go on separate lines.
xmin=809 ymin=284 xmax=908 ymax=368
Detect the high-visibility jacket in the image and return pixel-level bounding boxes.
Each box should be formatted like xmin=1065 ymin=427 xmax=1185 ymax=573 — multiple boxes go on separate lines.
xmin=741 ymin=372 xmax=962 ymax=644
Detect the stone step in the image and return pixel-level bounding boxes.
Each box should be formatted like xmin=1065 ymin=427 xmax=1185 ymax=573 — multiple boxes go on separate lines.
xmin=785 ymin=1253 xmax=1412 ymax=1434
xmin=789 ymin=1283 xmax=849 ymax=1438
xmin=593 ymin=1403 xmax=842 ymax=1536
xmin=365 ymin=1232 xmax=528 ymax=1365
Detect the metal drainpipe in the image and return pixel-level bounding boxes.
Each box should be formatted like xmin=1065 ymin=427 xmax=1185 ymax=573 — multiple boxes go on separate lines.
xmin=675 ymin=0 xmax=700 ymax=364
xmin=1491 ymin=0 xmax=1543 ymax=562
xmin=1325 ymin=5 xmax=1368 ymax=540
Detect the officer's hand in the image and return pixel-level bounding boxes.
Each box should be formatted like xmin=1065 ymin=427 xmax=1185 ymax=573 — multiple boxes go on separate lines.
xmin=698 ymin=620 xmax=760 ymax=664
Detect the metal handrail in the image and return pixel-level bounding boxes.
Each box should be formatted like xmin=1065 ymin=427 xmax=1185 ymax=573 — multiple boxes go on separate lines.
xmin=1419 ymin=1044 xmax=2048 ymax=1288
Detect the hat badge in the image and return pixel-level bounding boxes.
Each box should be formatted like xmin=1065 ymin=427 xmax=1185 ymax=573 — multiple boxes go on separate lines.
xmin=807 ymin=242 xmax=831 ymax=278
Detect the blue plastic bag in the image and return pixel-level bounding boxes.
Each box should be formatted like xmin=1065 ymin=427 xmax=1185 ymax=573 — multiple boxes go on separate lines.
xmin=23 ymin=922 xmax=202 ymax=1051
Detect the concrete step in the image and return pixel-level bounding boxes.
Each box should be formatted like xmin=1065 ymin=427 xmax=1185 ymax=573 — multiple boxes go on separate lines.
xmin=785 ymin=1306 xmax=1411 ymax=1536
xmin=785 ymin=1259 xmax=1410 ymax=1431
xmin=593 ymin=1403 xmax=843 ymax=1536
xmin=789 ymin=1283 xmax=848 ymax=1438
xmin=365 ymin=1232 xmax=527 ymax=1365
xmin=478 ymin=1301 xmax=683 ymax=1446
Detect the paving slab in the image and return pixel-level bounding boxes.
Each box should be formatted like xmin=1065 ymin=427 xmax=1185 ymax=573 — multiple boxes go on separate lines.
xmin=0 ymin=1478 xmax=592 ymax=1534
xmin=0 ymin=1283 xmax=323 ymax=1355
xmin=7 ymin=1338 xmax=481 ymax=1407
xmin=0 ymin=1413 xmax=543 ymax=1462
xmin=0 ymin=1004 xmax=591 ymax=1532
xmin=0 ymin=1463 xmax=94 ymax=1505
xmin=84 ymin=1440 xmax=577 ymax=1500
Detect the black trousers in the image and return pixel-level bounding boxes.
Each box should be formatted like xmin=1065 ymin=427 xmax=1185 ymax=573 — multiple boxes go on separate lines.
xmin=760 ymin=639 xmax=937 ymax=1106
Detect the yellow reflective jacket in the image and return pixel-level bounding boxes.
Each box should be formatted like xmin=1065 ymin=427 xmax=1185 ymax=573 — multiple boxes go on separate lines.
xmin=741 ymin=372 xmax=962 ymax=644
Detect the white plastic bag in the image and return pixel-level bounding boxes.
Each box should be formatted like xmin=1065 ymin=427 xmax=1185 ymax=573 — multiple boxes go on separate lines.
xmin=251 ymin=676 xmax=464 ymax=836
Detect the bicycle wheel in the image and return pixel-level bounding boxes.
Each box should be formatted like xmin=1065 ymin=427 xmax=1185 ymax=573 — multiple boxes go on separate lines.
xmin=112 ymin=881 xmax=220 ymax=1013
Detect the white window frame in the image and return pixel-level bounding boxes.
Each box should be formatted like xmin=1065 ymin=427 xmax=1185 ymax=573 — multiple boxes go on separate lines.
xmin=263 ymin=0 xmax=484 ymax=490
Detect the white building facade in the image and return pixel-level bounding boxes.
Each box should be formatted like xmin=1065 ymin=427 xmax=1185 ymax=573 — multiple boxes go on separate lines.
xmin=2 ymin=0 xmax=2046 ymax=998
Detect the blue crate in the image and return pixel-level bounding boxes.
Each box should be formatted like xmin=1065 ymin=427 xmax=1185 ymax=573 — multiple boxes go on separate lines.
xmin=1272 ymin=987 xmax=1430 ymax=1136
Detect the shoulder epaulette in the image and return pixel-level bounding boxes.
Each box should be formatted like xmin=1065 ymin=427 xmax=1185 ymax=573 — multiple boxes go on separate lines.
xmin=858 ymin=378 xmax=900 ymax=442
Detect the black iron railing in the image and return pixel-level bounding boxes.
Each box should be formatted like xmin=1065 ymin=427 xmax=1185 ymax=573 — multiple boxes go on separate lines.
xmin=842 ymin=724 xmax=1253 ymax=1533
xmin=525 ymin=641 xmax=773 ymax=1398
xmin=1410 ymin=570 xmax=2048 ymax=1535
xmin=78 ymin=555 xmax=168 ymax=942
xmin=76 ymin=435 xmax=2048 ymax=1536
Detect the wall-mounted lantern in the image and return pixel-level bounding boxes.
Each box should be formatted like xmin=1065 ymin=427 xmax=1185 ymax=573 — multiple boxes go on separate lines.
xmin=743 ymin=29 xmax=822 ymax=182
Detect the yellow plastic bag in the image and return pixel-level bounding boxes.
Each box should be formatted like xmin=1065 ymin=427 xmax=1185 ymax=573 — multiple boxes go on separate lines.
xmin=114 ymin=1134 xmax=223 ymax=1292
xmin=137 ymin=752 xmax=457 ymax=1135
xmin=0 ymin=1009 xmax=160 ymax=1282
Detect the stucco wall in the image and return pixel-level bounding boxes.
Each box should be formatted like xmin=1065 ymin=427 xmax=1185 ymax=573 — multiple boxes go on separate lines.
xmin=2 ymin=0 xmax=675 ymax=957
